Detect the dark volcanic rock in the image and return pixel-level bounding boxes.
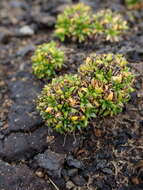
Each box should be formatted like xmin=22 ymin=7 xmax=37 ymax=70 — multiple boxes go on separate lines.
xmin=119 ymin=184 xmax=143 ymax=190
xmin=0 ymin=127 xmax=49 ymax=162
xmin=0 ymin=160 xmax=52 ymax=190
xmin=8 ymin=103 xmax=43 ymax=131
xmin=10 ymin=1 xmax=29 ymax=10
xmin=67 ymin=168 xmax=78 ymax=177
xmin=16 ymin=45 xmax=35 ymax=57
xmin=34 ymin=150 xmax=65 ymax=177
xmin=41 ymin=0 xmax=71 ymax=13
xmin=33 ymin=13 xmax=56 ymax=28
xmin=9 ymin=71 xmax=42 ymax=103
xmin=67 ymin=155 xmax=83 ymax=169
xmin=71 ymin=175 xmax=86 ymax=186
xmin=95 ymin=160 xmax=107 ymax=170
xmin=0 ymin=27 xmax=13 ymax=44
xmin=7 ymin=71 xmax=43 ymax=132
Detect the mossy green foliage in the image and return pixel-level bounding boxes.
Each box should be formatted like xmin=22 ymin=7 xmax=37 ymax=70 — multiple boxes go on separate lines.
xmin=55 ymin=3 xmax=92 ymax=42
xmin=125 ymin=0 xmax=141 ymax=6
xmin=92 ymin=9 xmax=128 ymax=42
xmin=55 ymin=3 xmax=128 ymax=42
xmin=32 ymin=41 xmax=64 ymax=79
xmin=37 ymin=53 xmax=134 ymax=134
xmin=37 ymin=74 xmax=91 ymax=133
xmin=78 ymin=53 xmax=134 ymax=116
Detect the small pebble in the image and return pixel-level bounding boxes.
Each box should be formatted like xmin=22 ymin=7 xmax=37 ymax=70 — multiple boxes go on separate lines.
xmin=19 ymin=25 xmax=34 ymax=36
xmin=66 ymin=181 xmax=75 ymax=189
xmin=35 ymin=170 xmax=44 ymax=178
xmin=102 ymin=168 xmax=113 ymax=175
xmin=72 ymin=175 xmax=86 ymax=186
xmin=68 ymin=168 xmax=78 ymax=177
xmin=67 ymin=156 xmax=83 ymax=169
xmin=17 ymin=45 xmax=35 ymax=57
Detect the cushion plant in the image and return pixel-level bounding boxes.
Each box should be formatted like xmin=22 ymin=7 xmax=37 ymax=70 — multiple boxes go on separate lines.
xmin=32 ymin=41 xmax=65 ymax=79
xmin=55 ymin=3 xmax=128 ymax=42
xmin=92 ymin=9 xmax=128 ymax=42
xmin=37 ymin=53 xmax=134 ymax=133
xmin=55 ymin=3 xmax=93 ymax=42
xmin=37 ymin=74 xmax=91 ymax=133
xmin=78 ymin=53 xmax=134 ymax=116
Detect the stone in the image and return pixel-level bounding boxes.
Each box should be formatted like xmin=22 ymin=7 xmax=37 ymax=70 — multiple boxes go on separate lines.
xmin=67 ymin=155 xmax=83 ymax=169
xmin=8 ymin=103 xmax=43 ymax=132
xmin=41 ymin=0 xmax=71 ymax=12
xmin=67 ymin=168 xmax=78 ymax=177
xmin=119 ymin=184 xmax=143 ymax=190
xmin=7 ymin=71 xmax=43 ymax=133
xmin=66 ymin=181 xmax=75 ymax=189
xmin=95 ymin=160 xmax=107 ymax=170
xmin=102 ymin=168 xmax=113 ymax=175
xmin=34 ymin=150 xmax=65 ymax=177
xmin=16 ymin=45 xmax=35 ymax=57
xmin=0 ymin=161 xmax=52 ymax=190
xmin=72 ymin=175 xmax=86 ymax=186
xmin=0 ymin=127 xmax=49 ymax=162
xmin=33 ymin=14 xmax=56 ymax=28
xmin=0 ymin=121 xmax=3 ymax=127
xmin=9 ymin=72 xmax=42 ymax=102
xmin=0 ymin=27 xmax=13 ymax=44
xmin=52 ymin=177 xmax=66 ymax=188
xmin=35 ymin=170 xmax=45 ymax=178
xmin=10 ymin=1 xmax=29 ymax=10
xmin=19 ymin=25 xmax=34 ymax=36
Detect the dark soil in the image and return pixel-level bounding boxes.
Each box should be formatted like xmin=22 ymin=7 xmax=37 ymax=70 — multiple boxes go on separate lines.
xmin=0 ymin=0 xmax=143 ymax=190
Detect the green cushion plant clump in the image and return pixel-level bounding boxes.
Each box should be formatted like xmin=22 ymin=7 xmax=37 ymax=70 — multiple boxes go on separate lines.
xmin=32 ymin=41 xmax=65 ymax=79
xmin=78 ymin=53 xmax=134 ymax=116
xmin=55 ymin=3 xmax=128 ymax=42
xmin=37 ymin=74 xmax=93 ymax=133
xmin=55 ymin=3 xmax=93 ymax=42
xmin=92 ymin=9 xmax=128 ymax=42
xmin=37 ymin=53 xmax=134 ymax=133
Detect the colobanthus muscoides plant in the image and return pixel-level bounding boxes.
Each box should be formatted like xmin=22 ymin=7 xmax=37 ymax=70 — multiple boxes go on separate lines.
xmin=92 ymin=9 xmax=128 ymax=42
xmin=55 ymin=3 xmax=93 ymax=42
xmin=78 ymin=53 xmax=134 ymax=116
xmin=32 ymin=41 xmax=65 ymax=79
xmin=37 ymin=53 xmax=134 ymax=133
xmin=37 ymin=74 xmax=90 ymax=133
xmin=55 ymin=3 xmax=128 ymax=42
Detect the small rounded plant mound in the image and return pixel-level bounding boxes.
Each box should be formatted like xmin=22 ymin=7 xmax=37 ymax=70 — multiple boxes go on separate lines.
xmin=37 ymin=54 xmax=134 ymax=134
xmin=92 ymin=9 xmax=128 ymax=42
xmin=55 ymin=3 xmax=93 ymax=42
xmin=78 ymin=53 xmax=134 ymax=116
xmin=37 ymin=74 xmax=95 ymax=133
xmin=32 ymin=41 xmax=64 ymax=79
xmin=55 ymin=3 xmax=128 ymax=43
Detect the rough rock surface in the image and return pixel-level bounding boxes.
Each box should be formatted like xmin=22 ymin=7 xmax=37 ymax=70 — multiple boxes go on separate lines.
xmin=7 ymin=71 xmax=43 ymax=133
xmin=0 ymin=127 xmax=49 ymax=162
xmin=0 ymin=160 xmax=52 ymax=190
xmin=34 ymin=150 xmax=65 ymax=177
